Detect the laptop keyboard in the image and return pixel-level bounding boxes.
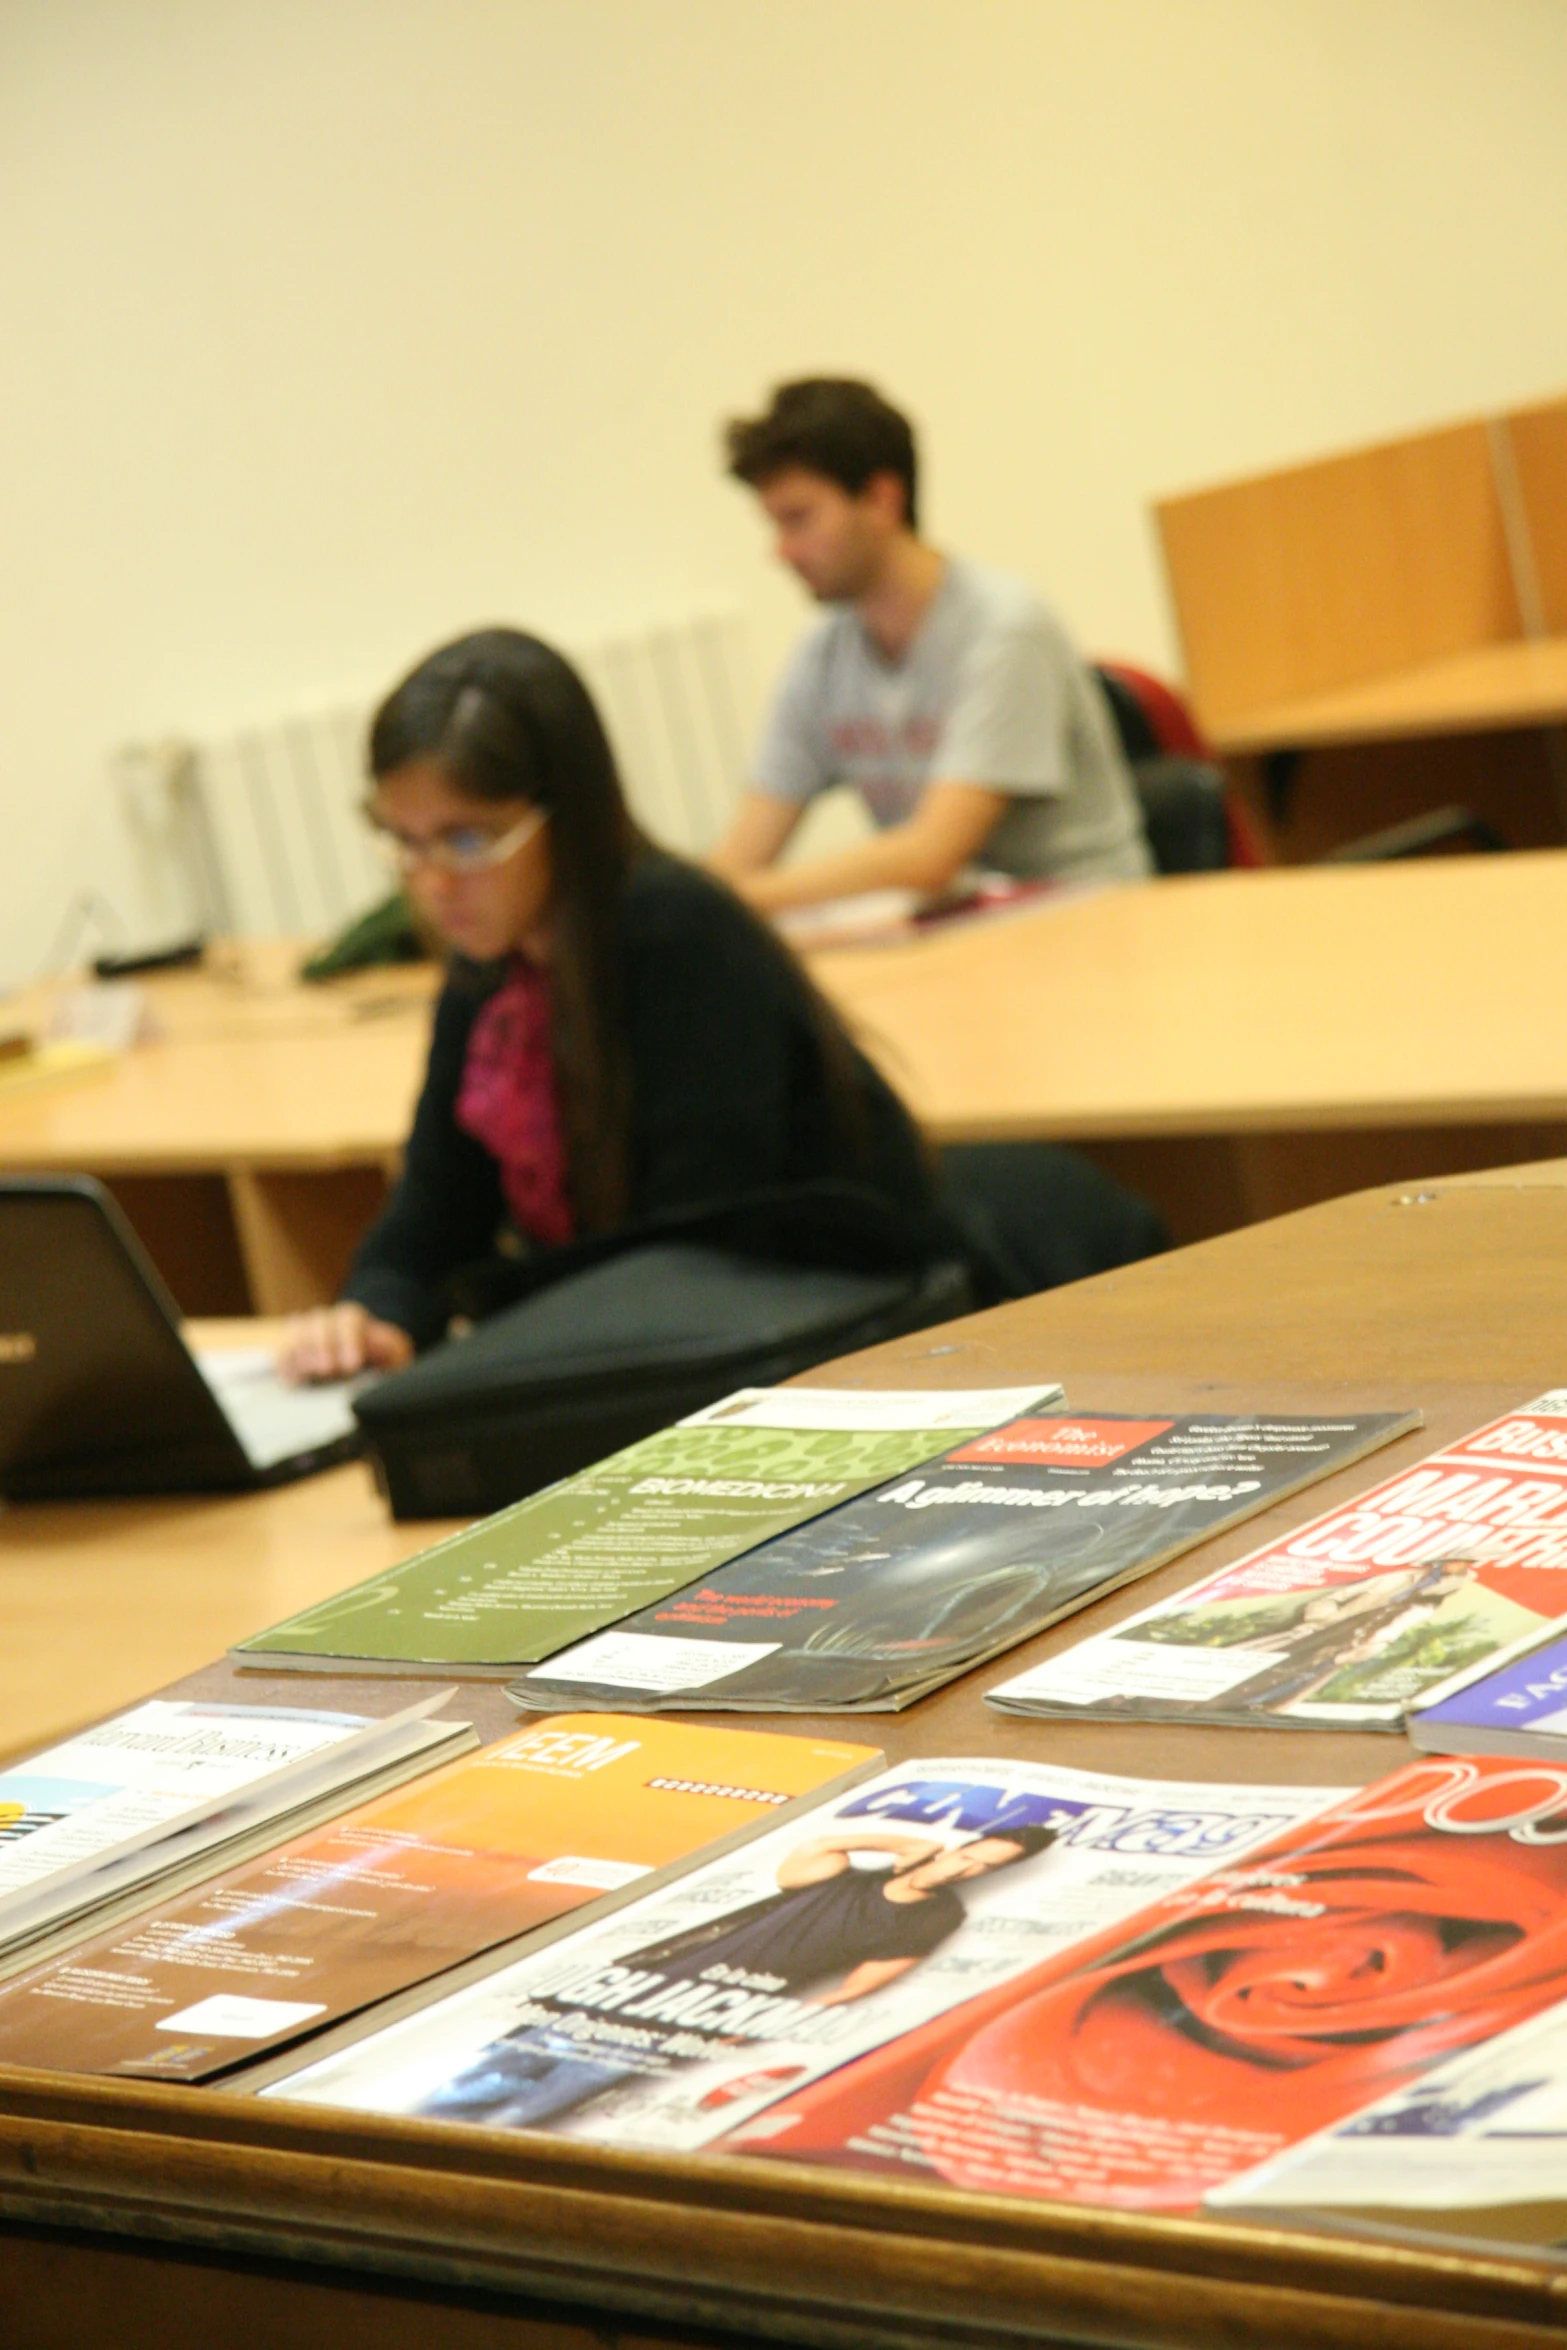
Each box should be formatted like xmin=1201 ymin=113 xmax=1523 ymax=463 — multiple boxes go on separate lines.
xmin=194 ymin=1348 xmax=366 ymax=1471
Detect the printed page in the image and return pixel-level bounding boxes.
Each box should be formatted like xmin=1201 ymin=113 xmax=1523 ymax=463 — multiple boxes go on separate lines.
xmin=1210 ymin=1999 xmax=1567 ymax=2221
xmin=263 ymin=1759 xmax=1340 ymax=2149
xmin=0 ymin=1716 xmax=876 ymax=2081
xmin=520 ymin=1412 xmax=1416 ymax=1713
xmin=235 ymin=1387 xmax=1057 ymax=1672
xmin=740 ymin=1753 xmax=1567 ymax=2212
xmin=0 ymin=1702 xmax=372 ymax=1907
xmin=989 ymin=1399 xmax=1567 ymax=1731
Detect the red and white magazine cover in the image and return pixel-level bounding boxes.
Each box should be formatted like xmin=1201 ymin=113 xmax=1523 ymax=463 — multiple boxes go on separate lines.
xmin=729 ymin=1753 xmax=1567 ymax=2210
xmin=988 ymin=1392 xmax=1567 ymax=1730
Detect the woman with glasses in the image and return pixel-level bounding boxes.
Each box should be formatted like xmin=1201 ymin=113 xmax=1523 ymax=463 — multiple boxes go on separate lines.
xmin=278 ymin=627 xmax=944 ymax=1380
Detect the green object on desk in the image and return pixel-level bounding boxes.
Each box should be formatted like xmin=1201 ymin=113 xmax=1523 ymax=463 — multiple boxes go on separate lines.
xmin=232 ymin=1416 xmax=1003 ymax=1676
xmin=300 ymin=893 xmax=428 ymax=982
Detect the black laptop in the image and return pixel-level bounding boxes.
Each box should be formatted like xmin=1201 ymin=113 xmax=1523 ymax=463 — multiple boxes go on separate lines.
xmin=0 ymin=1176 xmax=366 ymax=1499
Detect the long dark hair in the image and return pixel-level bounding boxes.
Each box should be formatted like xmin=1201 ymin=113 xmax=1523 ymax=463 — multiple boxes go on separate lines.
xmin=368 ymin=628 xmax=643 ymax=1231
xmin=369 ymin=625 xmax=885 ymax=1234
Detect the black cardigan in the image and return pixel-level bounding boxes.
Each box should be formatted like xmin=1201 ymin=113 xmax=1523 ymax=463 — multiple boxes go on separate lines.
xmin=342 ymin=854 xmax=945 ymax=1346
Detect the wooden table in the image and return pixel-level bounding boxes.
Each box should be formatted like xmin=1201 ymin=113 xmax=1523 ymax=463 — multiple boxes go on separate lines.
xmin=1210 ymin=634 xmax=1567 ymax=757
xmin=5 ymin=852 xmax=1567 ymax=1283
xmin=0 ymin=1460 xmax=462 ymax=1771
xmin=0 ymin=944 xmax=434 ymax=1313
xmin=6 ymin=1161 xmax=1567 ymax=2345
xmin=813 ymin=849 xmax=1567 ymax=1238
xmin=1155 ymin=396 xmax=1567 ymax=861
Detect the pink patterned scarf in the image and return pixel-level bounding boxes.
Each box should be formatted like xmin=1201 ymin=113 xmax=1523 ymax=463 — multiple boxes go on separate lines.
xmin=454 ymin=959 xmax=575 ymax=1248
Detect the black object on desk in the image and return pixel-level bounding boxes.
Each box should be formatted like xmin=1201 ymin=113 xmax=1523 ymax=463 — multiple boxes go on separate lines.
xmin=91 ymin=934 xmax=206 ymax=979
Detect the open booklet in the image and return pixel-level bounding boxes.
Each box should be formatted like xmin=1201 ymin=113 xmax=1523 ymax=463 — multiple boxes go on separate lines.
xmin=231 ymin=1385 xmax=1057 ymax=1679
xmin=0 ymin=1717 xmax=879 ymax=2082
xmin=0 ymin=1695 xmax=474 ymax=1975
xmin=988 ymin=1395 xmax=1567 ymax=1732
xmin=513 ymin=1411 xmax=1416 ymax=1715
xmin=244 ymin=1758 xmax=1344 ymax=2144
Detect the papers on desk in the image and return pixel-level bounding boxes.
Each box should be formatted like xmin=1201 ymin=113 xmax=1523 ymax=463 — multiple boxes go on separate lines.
xmin=514 ymin=1411 xmax=1410 ymax=1715
xmin=0 ymin=1038 xmax=116 ymax=1096
xmin=773 ymin=872 xmax=1058 ymax=952
xmin=232 ymin=1385 xmax=1058 ymax=1678
xmin=1209 ymin=1997 xmax=1567 ymax=2247
xmin=255 ymin=1758 xmax=1340 ymax=2146
xmin=0 ymin=982 xmax=151 ymax=1095
xmin=0 ymin=1717 xmax=878 ymax=2084
xmin=0 ymin=1694 xmax=475 ymax=1975
xmin=46 ymin=979 xmax=153 ymax=1052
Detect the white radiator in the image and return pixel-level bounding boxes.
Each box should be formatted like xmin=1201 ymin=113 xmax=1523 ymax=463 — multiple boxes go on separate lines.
xmin=130 ymin=613 xmax=754 ymax=941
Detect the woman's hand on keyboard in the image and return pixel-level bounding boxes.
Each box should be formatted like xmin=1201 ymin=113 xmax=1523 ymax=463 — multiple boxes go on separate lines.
xmin=276 ymin=1302 xmax=414 ymax=1384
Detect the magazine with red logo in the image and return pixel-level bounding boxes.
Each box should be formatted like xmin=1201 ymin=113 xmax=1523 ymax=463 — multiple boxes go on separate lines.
xmin=515 ymin=1410 xmax=1416 ymax=1715
xmin=729 ymin=1754 xmax=1567 ymax=2211
xmin=946 ymin=1419 xmax=1175 ymax=1469
xmin=990 ymin=1391 xmax=1567 ymax=1730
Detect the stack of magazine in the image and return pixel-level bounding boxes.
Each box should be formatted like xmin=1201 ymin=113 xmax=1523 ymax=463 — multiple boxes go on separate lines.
xmin=231 ymin=1386 xmax=1058 ymax=1681
xmin=238 ymin=1747 xmax=1567 ymax=2235
xmin=0 ymin=1694 xmax=474 ymax=1977
xmin=229 ymin=1384 xmax=1417 ymax=1713
xmin=514 ymin=1410 xmax=1417 ymax=1713
xmin=0 ymin=1714 xmax=879 ymax=2079
xmin=31 ymin=1380 xmax=1567 ymax=2264
xmin=245 ymin=1755 xmax=1347 ymax=2122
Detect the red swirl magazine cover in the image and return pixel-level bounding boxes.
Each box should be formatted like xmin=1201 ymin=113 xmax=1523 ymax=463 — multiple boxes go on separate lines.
xmin=0 ymin=1717 xmax=879 ymax=2082
xmin=729 ymin=1756 xmax=1567 ymax=2211
xmin=989 ymin=1392 xmax=1567 ymax=1730
xmin=251 ymin=1760 xmax=1341 ymax=2140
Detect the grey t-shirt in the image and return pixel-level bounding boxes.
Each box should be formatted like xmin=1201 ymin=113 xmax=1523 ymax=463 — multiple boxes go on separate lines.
xmin=753 ymin=559 xmax=1152 ymax=885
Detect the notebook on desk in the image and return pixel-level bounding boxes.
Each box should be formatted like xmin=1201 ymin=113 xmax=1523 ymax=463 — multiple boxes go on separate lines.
xmin=0 ymin=1175 xmax=366 ymax=1499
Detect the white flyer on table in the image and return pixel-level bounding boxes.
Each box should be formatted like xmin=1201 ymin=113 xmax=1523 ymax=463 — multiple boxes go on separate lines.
xmin=0 ymin=1701 xmax=379 ymax=1909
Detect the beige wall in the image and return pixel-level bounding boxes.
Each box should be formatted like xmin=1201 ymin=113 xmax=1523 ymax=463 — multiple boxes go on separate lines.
xmin=2 ymin=0 xmax=1566 ymax=979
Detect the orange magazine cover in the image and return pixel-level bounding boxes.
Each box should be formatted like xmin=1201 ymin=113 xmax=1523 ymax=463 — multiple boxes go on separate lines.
xmin=727 ymin=1753 xmax=1567 ymax=2210
xmin=0 ymin=1715 xmax=877 ymax=2082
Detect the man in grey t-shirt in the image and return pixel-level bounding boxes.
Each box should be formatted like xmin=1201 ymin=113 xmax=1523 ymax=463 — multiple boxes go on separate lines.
xmin=710 ymin=379 xmax=1152 ymax=911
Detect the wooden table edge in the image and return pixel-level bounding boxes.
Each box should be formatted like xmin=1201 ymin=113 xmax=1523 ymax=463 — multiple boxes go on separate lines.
xmin=0 ymin=2073 xmax=1563 ymax=2347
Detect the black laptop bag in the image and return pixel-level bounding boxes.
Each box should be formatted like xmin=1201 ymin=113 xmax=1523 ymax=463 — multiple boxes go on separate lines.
xmin=353 ymin=1186 xmax=972 ymax=1518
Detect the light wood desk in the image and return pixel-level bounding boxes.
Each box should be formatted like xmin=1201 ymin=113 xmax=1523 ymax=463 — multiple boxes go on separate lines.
xmin=6 ymin=1165 xmax=1567 ymax=2345
xmin=0 ymin=944 xmax=435 ymax=1313
xmin=0 ymin=1460 xmax=463 ymax=1770
xmin=1212 ymin=633 xmax=1567 ymax=756
xmin=0 ymin=1316 xmax=463 ymax=1763
xmin=816 ymin=849 xmax=1567 ymax=1237
xmin=1156 ymin=396 xmax=1567 ymax=860
xmin=4 ymin=854 xmax=1567 ymax=1284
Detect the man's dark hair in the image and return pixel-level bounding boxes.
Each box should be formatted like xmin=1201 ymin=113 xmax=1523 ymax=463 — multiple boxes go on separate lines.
xmin=983 ymin=1824 xmax=1058 ymax=1864
xmin=725 ymin=378 xmax=919 ymax=531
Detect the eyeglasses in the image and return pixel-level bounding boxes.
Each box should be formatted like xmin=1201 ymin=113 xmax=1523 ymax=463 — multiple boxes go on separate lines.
xmin=364 ymin=802 xmax=548 ymax=877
